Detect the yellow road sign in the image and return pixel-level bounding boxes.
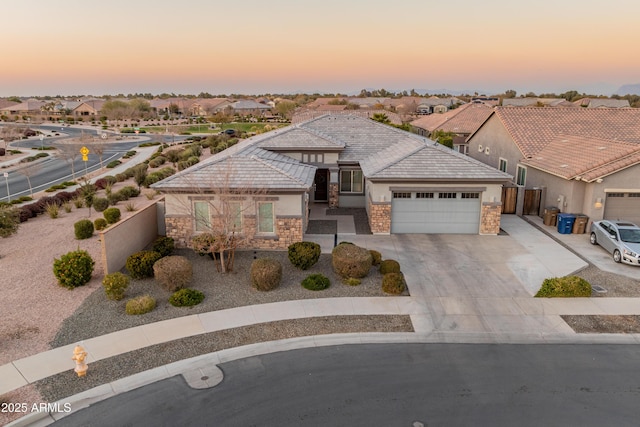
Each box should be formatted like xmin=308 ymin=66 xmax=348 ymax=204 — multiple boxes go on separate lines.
xmin=82 ymin=155 xmax=88 ymax=162
xmin=80 ymin=146 xmax=90 ymax=156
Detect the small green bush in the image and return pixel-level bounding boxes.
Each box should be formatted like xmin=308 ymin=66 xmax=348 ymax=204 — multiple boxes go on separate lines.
xmin=92 ymin=197 xmax=109 ymax=212
xmin=169 ymin=288 xmax=205 ymax=307
xmin=102 ymin=272 xmax=129 ymax=300
xmin=332 ymin=243 xmax=372 ymax=279
xmin=152 ymin=236 xmax=174 ymax=257
xmin=369 ymin=250 xmax=382 ymax=266
xmin=382 ymin=272 xmax=406 ymax=295
xmin=250 ymin=258 xmax=282 ymax=291
xmin=94 ymin=218 xmax=108 ymax=231
xmin=379 ymin=259 xmax=401 ymax=275
xmin=301 ymin=273 xmax=331 ymax=291
xmin=344 ymin=277 xmax=361 ymax=286
xmin=118 ymin=186 xmax=140 ymax=198
xmin=103 ymin=207 xmax=121 ymax=224
xmin=106 ymin=160 xmax=121 ymax=168
xmin=125 ymin=295 xmax=156 ymax=315
xmin=535 ymin=276 xmax=591 ymax=297
xmin=74 ymin=219 xmax=94 ymax=239
xmin=53 ymin=250 xmax=95 ymax=289
xmin=126 ymin=250 xmax=162 ymax=279
xmin=288 ymin=241 xmax=321 ymax=270
xmin=153 ymin=255 xmax=193 ymax=291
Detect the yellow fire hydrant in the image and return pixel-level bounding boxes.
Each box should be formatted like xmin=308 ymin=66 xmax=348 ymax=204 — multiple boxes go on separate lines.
xmin=71 ymin=345 xmax=88 ymax=377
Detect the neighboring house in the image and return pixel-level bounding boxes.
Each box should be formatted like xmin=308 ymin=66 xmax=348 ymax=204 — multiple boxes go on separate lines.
xmin=410 ymin=103 xmax=493 ymax=154
xmin=0 ymin=99 xmax=20 ymax=111
xmin=573 ymin=98 xmax=631 ymax=108
xmin=416 ymin=96 xmax=463 ymax=115
xmin=467 ymin=107 xmax=640 ymax=225
xmin=292 ymin=109 xmax=404 ymax=125
xmin=152 ymin=115 xmax=512 ymax=250
xmin=229 ymin=100 xmax=272 ymax=117
xmin=502 ymin=98 xmax=572 ymax=107
xmin=0 ymin=99 xmax=46 ymax=116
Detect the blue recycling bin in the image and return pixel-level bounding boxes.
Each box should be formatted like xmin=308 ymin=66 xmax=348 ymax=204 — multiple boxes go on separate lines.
xmin=557 ymin=213 xmax=576 ymax=234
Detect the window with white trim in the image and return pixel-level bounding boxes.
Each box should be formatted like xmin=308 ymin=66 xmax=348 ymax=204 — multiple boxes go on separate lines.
xmin=340 ymin=170 xmax=363 ymax=193
xmin=257 ymin=202 xmax=274 ymax=234
xmin=194 ymin=201 xmax=210 ymax=232
xmin=499 ymin=158 xmax=507 ymax=173
xmin=516 ymin=165 xmax=526 ymax=186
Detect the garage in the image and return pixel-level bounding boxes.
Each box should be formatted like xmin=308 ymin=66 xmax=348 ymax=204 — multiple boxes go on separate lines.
xmin=604 ymin=192 xmax=640 ymax=226
xmin=391 ymin=191 xmax=481 ymax=234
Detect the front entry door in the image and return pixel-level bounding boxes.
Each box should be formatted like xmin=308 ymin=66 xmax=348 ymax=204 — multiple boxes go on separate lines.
xmin=314 ymin=169 xmax=328 ymax=201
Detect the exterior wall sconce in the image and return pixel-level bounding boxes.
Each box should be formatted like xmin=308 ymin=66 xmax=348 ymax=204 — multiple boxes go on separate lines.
xmin=594 ymin=198 xmax=603 ymax=209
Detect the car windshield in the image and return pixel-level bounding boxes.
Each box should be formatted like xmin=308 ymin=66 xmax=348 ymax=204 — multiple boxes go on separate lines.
xmin=619 ymin=229 xmax=640 ymax=243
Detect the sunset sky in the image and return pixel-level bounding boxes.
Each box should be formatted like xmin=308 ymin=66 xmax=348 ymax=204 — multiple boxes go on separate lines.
xmin=2 ymin=0 xmax=638 ymax=97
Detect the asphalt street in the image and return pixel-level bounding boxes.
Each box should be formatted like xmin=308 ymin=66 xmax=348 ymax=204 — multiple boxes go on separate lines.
xmin=53 ymin=343 xmax=640 ymax=427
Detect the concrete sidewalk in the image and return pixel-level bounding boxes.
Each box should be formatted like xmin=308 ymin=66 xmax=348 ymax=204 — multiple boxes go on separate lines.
xmin=5 ymin=215 xmax=640 ymax=426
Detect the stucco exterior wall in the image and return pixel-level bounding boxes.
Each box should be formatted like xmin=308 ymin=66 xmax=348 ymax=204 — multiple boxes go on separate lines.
xmin=100 ymin=201 xmax=160 ymax=274
xmin=467 ymin=115 xmax=522 ymax=180
xmin=526 ymin=168 xmax=586 ymax=214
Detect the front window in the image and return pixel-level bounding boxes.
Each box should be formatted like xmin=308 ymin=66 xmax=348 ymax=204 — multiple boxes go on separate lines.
xmin=194 ymin=201 xmax=210 ymax=232
xmin=257 ymin=202 xmax=274 ymax=234
xmin=340 ymin=170 xmax=364 ymax=193
xmin=516 ymin=165 xmax=526 ymax=186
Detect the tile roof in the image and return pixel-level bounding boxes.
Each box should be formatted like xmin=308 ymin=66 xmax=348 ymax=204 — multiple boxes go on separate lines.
xmin=487 ymin=107 xmax=640 ymax=159
xmin=521 ymin=135 xmax=640 ymax=182
xmin=256 ymin=126 xmax=344 ymax=151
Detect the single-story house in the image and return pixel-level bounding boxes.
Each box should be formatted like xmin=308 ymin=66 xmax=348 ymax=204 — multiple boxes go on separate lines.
xmin=466 ymin=107 xmax=640 ymax=225
xmin=152 ymin=114 xmax=512 ymax=249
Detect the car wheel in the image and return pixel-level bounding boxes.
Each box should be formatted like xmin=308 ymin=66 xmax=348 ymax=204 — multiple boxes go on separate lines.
xmin=589 ymin=232 xmax=598 ymax=245
xmin=613 ymin=249 xmax=622 ymax=263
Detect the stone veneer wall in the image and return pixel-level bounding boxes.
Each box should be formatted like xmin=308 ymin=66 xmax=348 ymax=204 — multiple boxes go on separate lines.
xmin=480 ymin=202 xmax=502 ymax=235
xmin=329 ymin=183 xmax=339 ymax=208
xmin=165 ymin=215 xmax=302 ymax=250
xmin=368 ymin=196 xmax=391 ymax=234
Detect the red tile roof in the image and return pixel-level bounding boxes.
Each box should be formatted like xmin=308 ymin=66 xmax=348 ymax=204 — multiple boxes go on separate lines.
xmin=411 ymin=102 xmax=493 ymax=135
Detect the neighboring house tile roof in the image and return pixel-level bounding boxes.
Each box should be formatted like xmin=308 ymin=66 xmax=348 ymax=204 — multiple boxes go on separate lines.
xmin=411 ymin=103 xmax=493 ymax=136
xmin=574 ymin=98 xmax=631 ymax=108
xmin=0 ymin=100 xmax=46 ymax=112
xmin=502 ymin=98 xmax=567 ymax=107
xmin=257 ymin=127 xmax=345 ymax=151
xmin=0 ymin=100 xmax=20 ymax=109
xmin=484 ymin=107 xmax=640 ymax=159
xmin=291 ymin=110 xmax=403 ymax=125
xmin=521 ymin=135 xmax=640 ymax=182
xmin=231 ymin=100 xmax=271 ymax=110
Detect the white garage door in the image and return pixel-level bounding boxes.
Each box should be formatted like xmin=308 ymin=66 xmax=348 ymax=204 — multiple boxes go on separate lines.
xmin=604 ymin=192 xmax=640 ymax=226
xmin=391 ymin=191 xmax=481 ymax=234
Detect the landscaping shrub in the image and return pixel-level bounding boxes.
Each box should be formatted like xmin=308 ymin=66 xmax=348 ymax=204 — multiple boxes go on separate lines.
xmin=152 ymin=236 xmax=174 ymax=257
xmin=153 ymin=255 xmax=193 ymax=291
xmin=344 ymin=277 xmax=361 ymax=286
xmin=53 ymin=249 xmax=95 ymax=289
xmin=125 ymin=295 xmax=156 ymax=315
xmin=118 ymin=185 xmax=140 ymax=198
xmin=331 ymin=243 xmax=372 ymax=279
xmin=535 ymin=276 xmax=591 ymax=298
xmin=369 ymin=250 xmax=382 ymax=266
xmin=72 ymin=196 xmax=84 ymax=208
xmin=44 ymin=202 xmax=60 ymax=218
xmin=126 ymin=250 xmax=162 ymax=279
xmin=92 ymin=197 xmax=109 ymax=212
xmin=379 ymin=259 xmax=401 ymax=275
xmin=382 ymin=272 xmax=406 ymax=295
xmin=169 ymin=288 xmax=205 ymax=307
xmin=103 ymin=207 xmax=121 ymax=224
xmin=148 ymin=156 xmax=166 ymax=168
xmin=94 ymin=218 xmax=108 ymax=231
xmin=106 ymin=160 xmax=121 ymax=168
xmin=301 ymin=273 xmax=331 ymax=291
xmin=74 ymin=219 xmax=94 ymax=239
xmin=102 ymin=272 xmax=129 ymax=301
xmin=250 ymin=258 xmax=282 ymax=291
xmin=288 ymin=241 xmax=321 ymax=270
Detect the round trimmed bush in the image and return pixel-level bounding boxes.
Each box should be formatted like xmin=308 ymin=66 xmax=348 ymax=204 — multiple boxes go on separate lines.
xmin=102 ymin=272 xmax=129 ymax=300
xmin=94 ymin=218 xmax=108 ymax=231
xmin=301 ymin=273 xmax=331 ymax=291
xmin=344 ymin=277 xmax=361 ymax=286
xmin=53 ymin=250 xmax=95 ymax=289
xmin=288 ymin=241 xmax=321 ymax=270
xmin=125 ymin=295 xmax=156 ymax=315
xmin=382 ymin=272 xmax=406 ymax=295
xmin=92 ymin=197 xmax=109 ymax=212
xmin=74 ymin=219 xmax=94 ymax=239
xmin=103 ymin=207 xmax=121 ymax=224
xmin=379 ymin=259 xmax=401 ymax=275
xmin=126 ymin=250 xmax=162 ymax=279
xmin=369 ymin=250 xmax=382 ymax=266
xmin=535 ymin=276 xmax=591 ymax=297
xmin=153 ymin=255 xmax=193 ymax=291
xmin=169 ymin=288 xmax=205 ymax=307
xmin=331 ymin=243 xmax=372 ymax=279
xmin=152 ymin=236 xmax=174 ymax=257
xmin=250 ymin=258 xmax=282 ymax=291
